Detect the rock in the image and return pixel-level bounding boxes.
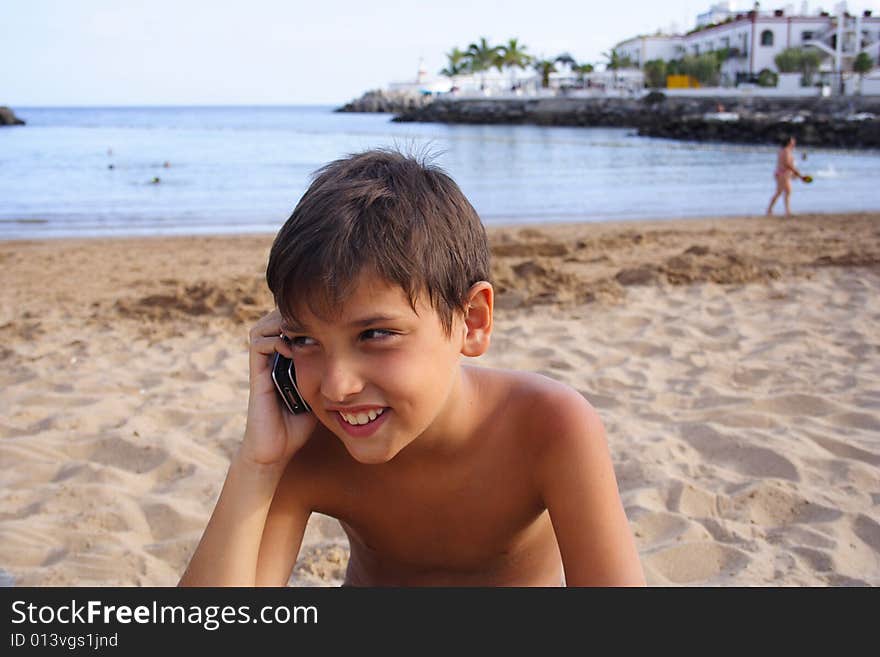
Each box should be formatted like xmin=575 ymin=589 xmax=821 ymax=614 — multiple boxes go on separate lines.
xmin=0 ymin=107 xmax=25 ymax=126
xmin=336 ymin=89 xmax=434 ymax=114
xmin=615 ymin=265 xmax=659 ymax=286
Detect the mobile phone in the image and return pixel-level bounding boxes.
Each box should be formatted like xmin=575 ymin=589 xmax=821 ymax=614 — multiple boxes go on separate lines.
xmin=271 ymin=341 xmax=311 ymax=415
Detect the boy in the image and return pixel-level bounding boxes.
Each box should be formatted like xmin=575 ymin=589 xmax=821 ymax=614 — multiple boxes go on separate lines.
xmin=179 ymin=149 xmax=645 ymax=587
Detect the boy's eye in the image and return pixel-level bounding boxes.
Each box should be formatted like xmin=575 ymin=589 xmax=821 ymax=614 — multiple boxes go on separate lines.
xmin=361 ymin=329 xmax=396 ymax=341
xmin=288 ymin=336 xmax=317 ymax=347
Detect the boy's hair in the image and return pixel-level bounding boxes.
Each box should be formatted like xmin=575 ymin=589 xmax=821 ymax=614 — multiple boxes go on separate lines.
xmin=266 ymin=148 xmax=491 ymax=337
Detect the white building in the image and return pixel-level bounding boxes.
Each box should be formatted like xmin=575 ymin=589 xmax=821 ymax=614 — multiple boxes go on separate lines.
xmin=697 ymin=2 xmax=738 ymax=28
xmin=613 ymin=3 xmax=879 ymax=89
xmin=614 ymin=35 xmax=685 ymax=69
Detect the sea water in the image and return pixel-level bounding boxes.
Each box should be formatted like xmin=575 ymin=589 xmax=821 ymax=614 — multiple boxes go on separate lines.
xmin=1 ymin=105 xmax=878 ymax=240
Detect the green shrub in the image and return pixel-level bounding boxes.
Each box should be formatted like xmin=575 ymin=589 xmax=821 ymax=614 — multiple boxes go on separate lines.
xmin=758 ymin=68 xmax=778 ymax=87
xmin=644 ymin=59 xmax=667 ymax=88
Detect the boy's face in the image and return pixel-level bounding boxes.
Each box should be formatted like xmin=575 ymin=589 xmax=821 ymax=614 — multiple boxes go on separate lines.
xmin=281 ymin=269 xmax=467 ymax=464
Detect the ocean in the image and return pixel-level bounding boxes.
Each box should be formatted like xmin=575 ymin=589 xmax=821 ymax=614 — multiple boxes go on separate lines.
xmin=1 ymin=105 xmax=878 ymax=240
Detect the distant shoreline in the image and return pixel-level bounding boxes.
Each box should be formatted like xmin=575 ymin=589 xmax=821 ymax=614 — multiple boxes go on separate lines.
xmin=3 ymin=211 xmax=879 ymax=245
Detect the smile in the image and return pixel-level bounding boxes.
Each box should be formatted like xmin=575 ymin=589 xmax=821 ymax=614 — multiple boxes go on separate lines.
xmin=339 ymin=407 xmax=385 ymax=425
xmin=335 ymin=408 xmax=390 ymax=437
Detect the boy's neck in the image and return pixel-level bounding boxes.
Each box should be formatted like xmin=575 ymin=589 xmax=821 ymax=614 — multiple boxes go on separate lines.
xmin=389 ymin=364 xmax=481 ymax=467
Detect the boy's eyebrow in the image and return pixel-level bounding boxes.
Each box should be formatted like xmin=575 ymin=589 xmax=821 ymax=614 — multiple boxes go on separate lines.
xmin=281 ymin=314 xmax=403 ymax=332
xmin=347 ymin=314 xmax=403 ymax=327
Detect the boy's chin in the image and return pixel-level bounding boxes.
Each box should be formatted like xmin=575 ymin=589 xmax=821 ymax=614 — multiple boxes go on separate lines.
xmin=338 ymin=436 xmax=407 ymax=465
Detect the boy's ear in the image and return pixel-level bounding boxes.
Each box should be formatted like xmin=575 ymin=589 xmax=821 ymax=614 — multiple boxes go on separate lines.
xmin=460 ymin=281 xmax=493 ymax=357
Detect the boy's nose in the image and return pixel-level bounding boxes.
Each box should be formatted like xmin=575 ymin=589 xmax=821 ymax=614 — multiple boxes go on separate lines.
xmin=319 ymin=357 xmax=365 ymax=403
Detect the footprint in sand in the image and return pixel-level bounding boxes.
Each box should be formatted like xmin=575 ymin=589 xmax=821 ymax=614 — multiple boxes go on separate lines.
xmin=629 ymin=508 xmax=711 ymax=545
xmin=619 ymin=340 xmax=670 ymax=358
xmin=644 ymin=542 xmax=750 ymax=584
xmin=805 ymin=433 xmax=880 ymax=466
xmin=707 ymin=412 xmax=781 ymax=430
xmin=731 ymin=367 xmax=772 ymax=387
xmin=752 ymin=394 xmax=844 ymax=417
xmin=727 ymin=480 xmax=841 ymax=526
xmin=142 ymin=502 xmax=203 ymax=542
xmin=678 ymin=422 xmax=800 ymax=480
xmin=665 ymin=480 xmax=718 ymax=517
xmin=790 ymin=546 xmax=834 ymax=573
xmin=828 ymin=412 xmax=880 ymax=433
xmin=765 ymin=525 xmax=836 ymax=550
xmin=89 ymin=438 xmax=169 ymax=474
xmin=852 ymin=514 xmax=880 ymax=552
xmin=41 ymin=547 xmax=69 ymax=567
xmin=579 ymin=390 xmax=620 ymax=409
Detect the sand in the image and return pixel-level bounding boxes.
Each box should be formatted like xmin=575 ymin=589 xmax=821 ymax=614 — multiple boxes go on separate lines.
xmin=1 ymin=212 xmax=878 ymax=586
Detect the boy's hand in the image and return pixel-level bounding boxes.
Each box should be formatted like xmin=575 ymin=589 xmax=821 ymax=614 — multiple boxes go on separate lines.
xmin=241 ymin=309 xmax=317 ymax=469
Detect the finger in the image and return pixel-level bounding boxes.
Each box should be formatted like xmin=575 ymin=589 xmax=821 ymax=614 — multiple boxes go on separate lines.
xmin=249 ymin=335 xmax=285 ymax=372
xmin=250 ymin=334 xmax=293 ymax=358
xmin=250 ymin=314 xmax=284 ymax=340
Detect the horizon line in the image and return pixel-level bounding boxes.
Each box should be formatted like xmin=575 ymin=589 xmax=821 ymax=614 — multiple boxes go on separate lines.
xmin=4 ymin=101 xmax=350 ymax=109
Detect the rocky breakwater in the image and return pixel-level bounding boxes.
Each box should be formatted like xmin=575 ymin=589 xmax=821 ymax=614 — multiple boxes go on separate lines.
xmin=0 ymin=106 xmax=25 ymax=126
xmin=393 ymin=96 xmax=655 ymax=127
xmin=393 ymin=95 xmax=880 ymax=148
xmin=336 ymin=89 xmax=434 ymax=114
xmin=638 ymin=95 xmax=880 ymax=149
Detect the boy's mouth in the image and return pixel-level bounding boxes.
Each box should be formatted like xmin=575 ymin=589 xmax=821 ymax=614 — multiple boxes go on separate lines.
xmin=338 ymin=407 xmax=386 ymax=426
xmin=334 ymin=407 xmax=390 ymax=437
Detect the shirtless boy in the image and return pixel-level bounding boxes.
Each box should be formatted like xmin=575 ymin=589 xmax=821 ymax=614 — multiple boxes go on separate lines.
xmin=767 ymin=135 xmax=806 ymax=217
xmin=179 ymin=149 xmax=645 ymax=587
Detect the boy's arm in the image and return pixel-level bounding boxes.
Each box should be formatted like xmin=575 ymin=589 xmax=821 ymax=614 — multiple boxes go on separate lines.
xmin=178 ymin=454 xmax=312 ymax=587
xmin=536 ymin=389 xmax=646 ymax=587
xmin=178 ymin=454 xmax=289 ymax=586
xmin=255 ymin=462 xmax=312 ymax=586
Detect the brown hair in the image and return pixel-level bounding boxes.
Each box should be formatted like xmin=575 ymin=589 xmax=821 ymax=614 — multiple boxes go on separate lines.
xmin=266 ymin=148 xmax=491 ymax=337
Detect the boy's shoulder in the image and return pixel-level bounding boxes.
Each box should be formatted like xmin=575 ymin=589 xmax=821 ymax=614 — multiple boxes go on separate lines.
xmin=467 ymin=366 xmax=604 ymax=451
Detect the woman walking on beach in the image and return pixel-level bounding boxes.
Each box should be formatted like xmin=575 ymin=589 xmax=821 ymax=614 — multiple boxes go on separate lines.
xmin=767 ymin=135 xmax=806 ymax=217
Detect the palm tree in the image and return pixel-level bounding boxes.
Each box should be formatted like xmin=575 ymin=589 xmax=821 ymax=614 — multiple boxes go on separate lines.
xmin=573 ymin=62 xmax=595 ymax=87
xmin=533 ymin=58 xmax=557 ymax=89
xmin=853 ymin=52 xmax=874 ymax=95
xmin=602 ymin=49 xmax=633 ymax=71
xmin=498 ymin=38 xmax=533 ymax=90
xmin=439 ymin=47 xmax=468 ymax=89
xmin=466 ymin=37 xmax=502 ymax=90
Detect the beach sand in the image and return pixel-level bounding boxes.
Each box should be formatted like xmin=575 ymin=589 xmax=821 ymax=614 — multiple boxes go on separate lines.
xmin=1 ymin=212 xmax=878 ymax=586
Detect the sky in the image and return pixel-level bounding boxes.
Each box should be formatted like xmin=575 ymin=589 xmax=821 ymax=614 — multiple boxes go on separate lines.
xmin=2 ymin=0 xmax=878 ymax=106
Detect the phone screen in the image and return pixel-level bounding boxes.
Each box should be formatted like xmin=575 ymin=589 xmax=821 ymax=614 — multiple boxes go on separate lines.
xmin=271 ymin=349 xmax=311 ymax=415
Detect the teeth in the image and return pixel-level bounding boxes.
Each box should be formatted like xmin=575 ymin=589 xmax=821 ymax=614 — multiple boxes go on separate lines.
xmin=340 ymin=408 xmax=385 ymax=426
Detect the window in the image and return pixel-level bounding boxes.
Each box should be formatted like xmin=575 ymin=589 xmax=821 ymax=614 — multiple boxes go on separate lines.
xmin=761 ymin=30 xmax=774 ymax=46
xmin=802 ymin=31 xmax=813 ymax=41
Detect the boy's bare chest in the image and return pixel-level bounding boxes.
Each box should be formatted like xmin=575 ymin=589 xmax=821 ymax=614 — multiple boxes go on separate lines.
xmin=311 ymin=447 xmax=557 ymax=583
